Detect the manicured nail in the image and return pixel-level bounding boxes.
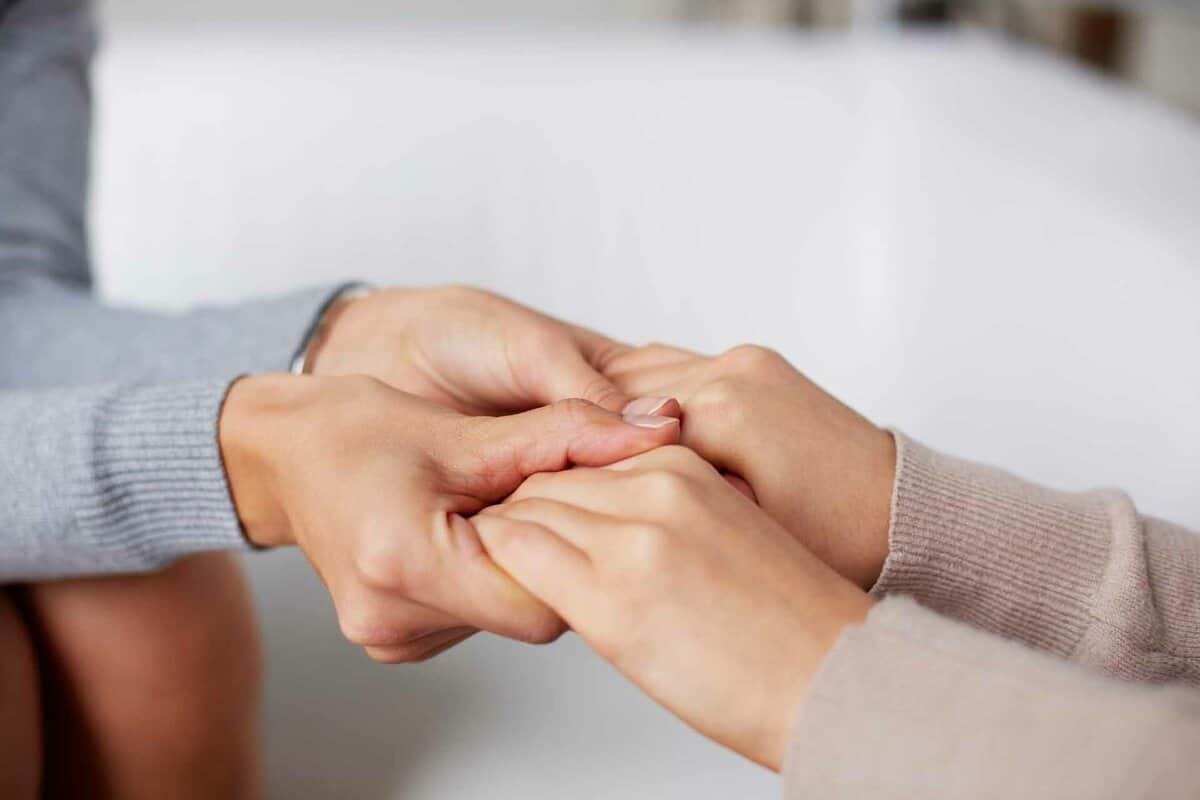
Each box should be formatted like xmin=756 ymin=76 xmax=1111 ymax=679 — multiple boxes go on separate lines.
xmin=622 ymin=397 xmax=672 ymax=416
xmin=623 ymin=414 xmax=680 ymax=429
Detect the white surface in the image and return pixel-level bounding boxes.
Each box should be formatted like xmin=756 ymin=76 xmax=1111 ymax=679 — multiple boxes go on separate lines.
xmin=93 ymin=24 xmax=1200 ymax=799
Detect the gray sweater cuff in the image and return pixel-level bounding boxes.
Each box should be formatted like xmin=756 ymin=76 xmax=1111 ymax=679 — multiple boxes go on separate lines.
xmin=871 ymin=432 xmax=1115 ymax=657
xmin=70 ymin=380 xmax=250 ymax=572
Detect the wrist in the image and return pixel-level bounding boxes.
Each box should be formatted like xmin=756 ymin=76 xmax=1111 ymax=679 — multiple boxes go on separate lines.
xmin=857 ymin=426 xmax=896 ymax=587
xmin=219 ymin=374 xmax=303 ymax=548
xmin=765 ymin=587 xmax=874 ymax=771
xmin=293 ymin=283 xmax=374 ymax=375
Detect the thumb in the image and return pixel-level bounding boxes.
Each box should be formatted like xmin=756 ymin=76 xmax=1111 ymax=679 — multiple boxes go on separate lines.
xmin=457 ymin=398 xmax=679 ymax=498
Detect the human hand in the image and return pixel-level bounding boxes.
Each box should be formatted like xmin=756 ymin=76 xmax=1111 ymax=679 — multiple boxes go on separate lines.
xmin=218 ymin=374 xmax=679 ymax=662
xmin=474 ymin=446 xmax=872 ymax=770
xmin=604 ymin=344 xmax=895 ymax=588
xmin=306 ymin=286 xmax=632 ymax=415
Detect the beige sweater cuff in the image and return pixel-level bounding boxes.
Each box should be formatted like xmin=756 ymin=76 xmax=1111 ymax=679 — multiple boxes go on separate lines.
xmin=784 ymin=596 xmax=1200 ymax=799
xmin=871 ymin=432 xmax=1119 ymax=658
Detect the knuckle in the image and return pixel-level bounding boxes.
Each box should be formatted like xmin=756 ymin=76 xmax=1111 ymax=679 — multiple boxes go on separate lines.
xmin=588 ymin=338 xmax=631 ymax=373
xmin=717 ymin=344 xmax=785 ymax=376
xmin=352 ymin=527 xmax=411 ymax=592
xmin=339 ymin=596 xmax=443 ymax=649
xmin=510 ymin=473 xmax=554 ymax=502
xmin=551 ymin=396 xmax=600 ymax=424
xmin=517 ymin=612 xmax=569 ymax=646
xmin=658 ymin=443 xmax=707 ymax=472
xmin=638 ymin=465 xmax=696 ymax=506
xmin=337 ymin=597 xmax=387 ymax=647
xmin=579 ymin=375 xmax=624 ymax=410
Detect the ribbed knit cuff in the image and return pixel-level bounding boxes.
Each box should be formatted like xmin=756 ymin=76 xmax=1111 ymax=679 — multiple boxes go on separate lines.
xmin=71 ymin=380 xmax=249 ymax=571
xmin=871 ymin=432 xmax=1116 ymax=657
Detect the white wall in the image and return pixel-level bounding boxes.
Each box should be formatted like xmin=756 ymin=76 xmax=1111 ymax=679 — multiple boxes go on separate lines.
xmin=100 ymin=0 xmax=697 ymax=25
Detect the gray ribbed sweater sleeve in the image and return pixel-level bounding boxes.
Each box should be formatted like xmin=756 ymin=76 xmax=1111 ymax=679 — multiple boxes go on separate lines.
xmin=0 ymin=381 xmax=249 ymax=580
xmin=0 ymin=0 xmax=341 ymax=578
xmin=0 ymin=0 xmax=337 ymax=389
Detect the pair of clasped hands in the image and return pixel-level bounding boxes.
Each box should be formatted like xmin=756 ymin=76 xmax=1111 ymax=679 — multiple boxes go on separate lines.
xmin=220 ymin=287 xmax=895 ymax=771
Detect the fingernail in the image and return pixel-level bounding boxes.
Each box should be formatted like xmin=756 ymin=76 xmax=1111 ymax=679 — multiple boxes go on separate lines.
xmin=623 ymin=413 xmax=680 ymax=429
xmin=622 ymin=397 xmax=672 ymax=416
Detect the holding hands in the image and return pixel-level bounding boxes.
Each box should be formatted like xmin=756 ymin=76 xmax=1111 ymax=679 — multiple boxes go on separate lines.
xmin=218 ymin=287 xmax=681 ymax=662
xmin=475 ymin=446 xmax=872 ymax=769
xmin=218 ymin=285 xmax=892 ymax=770
xmin=605 ymin=343 xmax=896 ymax=588
xmin=220 ymin=377 xmax=678 ymax=662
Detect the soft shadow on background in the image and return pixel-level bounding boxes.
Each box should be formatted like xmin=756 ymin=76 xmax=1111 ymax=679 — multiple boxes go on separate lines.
xmin=94 ymin=2 xmax=1200 ymax=797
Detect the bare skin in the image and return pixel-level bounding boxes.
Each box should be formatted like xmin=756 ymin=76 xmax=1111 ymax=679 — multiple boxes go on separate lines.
xmin=476 ymin=446 xmax=874 ymax=770
xmin=220 ymin=375 xmax=679 ymax=663
xmin=18 ymin=553 xmax=262 ymax=800
xmin=0 ymin=591 xmax=39 ymax=799
xmin=604 ymin=343 xmax=897 ymax=588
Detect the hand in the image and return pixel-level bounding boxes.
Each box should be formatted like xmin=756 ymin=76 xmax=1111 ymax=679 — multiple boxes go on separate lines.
xmin=604 ymin=344 xmax=896 ymax=588
xmin=474 ymin=446 xmax=873 ymax=770
xmin=307 ymin=286 xmax=632 ymax=415
xmin=218 ymin=374 xmax=680 ymax=662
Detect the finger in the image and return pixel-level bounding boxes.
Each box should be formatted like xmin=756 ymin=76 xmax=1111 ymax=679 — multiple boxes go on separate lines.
xmin=599 ymin=443 xmax=719 ymax=481
xmin=675 ymin=402 xmax=759 ymax=480
xmin=364 ymin=626 xmax=477 ymax=664
xmin=604 ymin=343 xmax=700 ymax=376
xmin=458 ymin=398 xmax=680 ymax=499
xmin=723 ymin=472 xmax=758 ymax=503
xmin=333 ymin=589 xmax=467 ymax=650
xmin=619 ymin=396 xmax=681 ymax=419
xmin=486 ymin=497 xmax=620 ymax=556
xmin=567 ymin=323 xmax=633 ymax=374
xmin=542 ymin=350 xmax=632 ymax=413
xmin=424 ymin=513 xmax=568 ymax=644
xmin=474 ymin=515 xmax=594 ymax=623
xmin=607 ymin=362 xmax=708 ymax=401
xmin=501 ymin=467 xmax=630 ymax=518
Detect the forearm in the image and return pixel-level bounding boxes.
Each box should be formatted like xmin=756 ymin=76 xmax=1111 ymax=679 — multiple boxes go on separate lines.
xmin=0 ymin=381 xmax=250 ymax=581
xmin=785 ymin=597 xmax=1200 ymax=799
xmin=873 ymin=433 xmax=1200 ymax=684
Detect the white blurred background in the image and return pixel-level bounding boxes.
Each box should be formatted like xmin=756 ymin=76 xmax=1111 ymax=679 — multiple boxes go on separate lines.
xmin=92 ymin=1 xmax=1200 ymax=797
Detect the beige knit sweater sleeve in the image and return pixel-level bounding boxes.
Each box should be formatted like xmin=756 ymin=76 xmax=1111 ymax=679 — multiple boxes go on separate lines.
xmin=782 ymin=435 xmax=1200 ymax=798
xmin=875 ymin=433 xmax=1200 ymax=682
